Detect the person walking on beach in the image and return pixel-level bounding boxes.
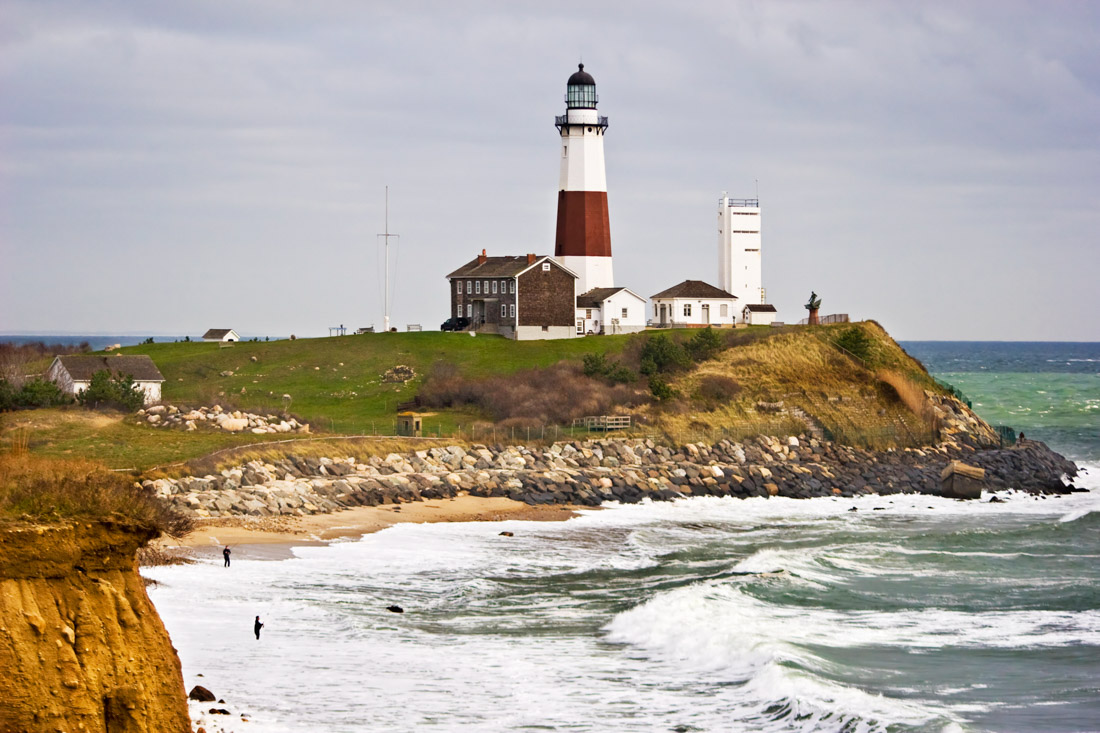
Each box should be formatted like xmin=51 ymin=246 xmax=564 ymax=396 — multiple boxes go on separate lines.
xmin=254 ymin=616 xmax=264 ymax=640
xmin=223 ymin=546 xmax=231 ymax=567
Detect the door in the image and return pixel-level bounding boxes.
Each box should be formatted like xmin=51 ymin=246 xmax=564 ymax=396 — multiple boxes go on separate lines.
xmin=701 ymin=304 xmax=710 ymax=325
xmin=659 ymin=304 xmax=667 ymax=326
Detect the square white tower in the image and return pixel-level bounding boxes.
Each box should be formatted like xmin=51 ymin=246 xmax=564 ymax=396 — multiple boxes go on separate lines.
xmin=718 ymin=195 xmax=762 ymax=314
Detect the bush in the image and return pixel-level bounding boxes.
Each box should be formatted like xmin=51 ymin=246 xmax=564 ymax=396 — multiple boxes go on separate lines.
xmin=77 ymin=370 xmax=146 ymax=412
xmin=694 ymin=375 xmax=742 ymax=408
xmin=639 ymin=334 xmax=690 ymax=376
xmin=648 ymin=376 xmax=677 ymax=401
xmin=0 ymin=378 xmax=69 ymax=411
xmin=687 ymin=327 xmax=723 ymax=362
xmin=834 ymin=326 xmax=875 ymax=363
xmin=582 ymin=353 xmax=636 ymax=384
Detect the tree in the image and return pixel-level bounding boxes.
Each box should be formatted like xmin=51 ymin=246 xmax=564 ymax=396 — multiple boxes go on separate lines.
xmin=78 ymin=370 xmax=145 ymax=412
xmin=834 ymin=326 xmax=875 ymax=363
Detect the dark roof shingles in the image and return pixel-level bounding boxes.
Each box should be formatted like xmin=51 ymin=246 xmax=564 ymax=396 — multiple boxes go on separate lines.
xmin=56 ymin=355 xmax=165 ymax=382
xmin=447 ymin=255 xmax=573 ymax=279
xmin=651 ymin=280 xmax=737 ymax=300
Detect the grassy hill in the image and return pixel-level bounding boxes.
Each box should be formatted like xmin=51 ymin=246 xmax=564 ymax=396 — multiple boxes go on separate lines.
xmin=0 ymin=323 xmax=953 ymax=471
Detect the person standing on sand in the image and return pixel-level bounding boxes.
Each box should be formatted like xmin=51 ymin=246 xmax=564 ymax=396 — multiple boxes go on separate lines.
xmin=254 ymin=616 xmax=264 ymax=640
xmin=223 ymin=546 xmax=231 ymax=567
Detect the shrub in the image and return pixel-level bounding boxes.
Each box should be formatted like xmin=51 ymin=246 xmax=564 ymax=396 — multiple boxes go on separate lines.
xmin=648 ymin=376 xmax=677 ymax=401
xmin=834 ymin=326 xmax=875 ymax=363
xmin=687 ymin=327 xmax=723 ymax=362
xmin=639 ymin=334 xmax=690 ymax=375
xmin=77 ymin=370 xmax=146 ymax=412
xmin=16 ymin=379 xmax=68 ymax=408
xmin=694 ymin=375 xmax=742 ymax=408
xmin=582 ymin=352 xmax=636 ymax=384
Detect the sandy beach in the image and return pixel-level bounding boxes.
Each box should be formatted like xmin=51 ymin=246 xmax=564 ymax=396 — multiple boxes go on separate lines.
xmin=155 ymin=495 xmax=581 ymax=560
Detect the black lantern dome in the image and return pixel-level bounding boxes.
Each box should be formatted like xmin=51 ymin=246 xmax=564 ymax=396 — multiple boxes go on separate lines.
xmin=566 ymin=63 xmax=597 ymax=109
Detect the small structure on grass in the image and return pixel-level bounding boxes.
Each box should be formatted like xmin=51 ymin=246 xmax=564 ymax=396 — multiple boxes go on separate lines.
xmin=742 ymin=304 xmax=778 ymax=326
xmin=396 ymin=413 xmax=422 ymax=437
xmin=47 ymin=354 xmax=165 ymax=406
xmin=202 ymin=328 xmax=239 ymax=343
xmin=650 ymin=280 xmax=738 ymax=328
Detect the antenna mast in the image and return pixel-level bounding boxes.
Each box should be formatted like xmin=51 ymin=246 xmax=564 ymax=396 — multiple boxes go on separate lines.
xmin=377 ymin=186 xmax=400 ymax=332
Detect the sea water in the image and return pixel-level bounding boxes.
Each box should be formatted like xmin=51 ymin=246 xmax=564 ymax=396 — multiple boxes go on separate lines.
xmin=147 ymin=342 xmax=1100 ymax=732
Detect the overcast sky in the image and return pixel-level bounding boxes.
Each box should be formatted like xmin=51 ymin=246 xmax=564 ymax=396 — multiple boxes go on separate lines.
xmin=2 ymin=1 xmax=1098 ymax=340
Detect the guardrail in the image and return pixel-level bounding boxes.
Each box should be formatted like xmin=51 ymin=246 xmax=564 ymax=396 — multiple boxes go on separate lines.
xmin=572 ymin=415 xmax=632 ymax=431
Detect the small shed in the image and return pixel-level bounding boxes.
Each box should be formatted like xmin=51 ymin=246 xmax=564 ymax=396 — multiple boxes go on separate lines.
xmin=203 ymin=328 xmax=240 ymax=343
xmin=47 ymin=354 xmax=166 ymax=406
xmin=396 ymin=412 xmax=422 ymax=437
xmin=743 ymin=304 xmax=778 ymax=326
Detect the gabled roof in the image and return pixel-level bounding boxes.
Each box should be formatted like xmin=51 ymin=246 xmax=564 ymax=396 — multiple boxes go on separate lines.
xmin=202 ymin=328 xmax=236 ymax=339
xmin=744 ymin=304 xmax=777 ymax=312
xmin=447 ymin=255 xmax=577 ymax=279
xmin=576 ymin=287 xmax=646 ymax=308
xmin=651 ymin=280 xmax=737 ymax=300
xmin=53 ymin=355 xmax=165 ymax=382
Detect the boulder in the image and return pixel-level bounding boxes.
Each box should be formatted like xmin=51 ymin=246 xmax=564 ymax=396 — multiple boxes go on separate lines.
xmin=188 ymin=685 xmax=216 ymax=702
xmin=220 ymin=418 xmax=249 ymax=432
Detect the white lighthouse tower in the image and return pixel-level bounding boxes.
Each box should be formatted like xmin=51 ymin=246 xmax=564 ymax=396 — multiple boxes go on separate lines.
xmin=718 ymin=194 xmax=763 ymax=312
xmin=554 ymin=64 xmax=613 ymax=295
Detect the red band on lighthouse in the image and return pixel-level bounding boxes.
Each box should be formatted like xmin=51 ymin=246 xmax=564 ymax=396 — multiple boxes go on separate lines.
xmin=555 ymin=191 xmax=611 ymax=258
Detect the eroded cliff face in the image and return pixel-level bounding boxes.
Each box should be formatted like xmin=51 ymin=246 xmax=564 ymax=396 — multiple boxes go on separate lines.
xmin=0 ymin=521 xmax=190 ymax=733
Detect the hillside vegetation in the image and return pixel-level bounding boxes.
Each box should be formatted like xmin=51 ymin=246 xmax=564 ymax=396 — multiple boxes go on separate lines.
xmin=0 ymin=323 xmax=953 ymax=470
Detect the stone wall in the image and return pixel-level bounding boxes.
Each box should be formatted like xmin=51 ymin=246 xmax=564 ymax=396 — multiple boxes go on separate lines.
xmin=150 ymin=435 xmax=1080 ymax=519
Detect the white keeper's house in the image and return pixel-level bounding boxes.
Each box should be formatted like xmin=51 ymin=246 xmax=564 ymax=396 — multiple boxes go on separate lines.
xmin=650 ymin=280 xmax=738 ymax=328
xmin=575 ymin=287 xmax=647 ymax=335
xmin=47 ymin=354 xmax=166 ymax=406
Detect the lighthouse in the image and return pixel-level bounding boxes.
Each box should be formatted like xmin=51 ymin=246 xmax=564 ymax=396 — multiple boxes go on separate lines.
xmin=554 ymin=64 xmax=613 ymax=295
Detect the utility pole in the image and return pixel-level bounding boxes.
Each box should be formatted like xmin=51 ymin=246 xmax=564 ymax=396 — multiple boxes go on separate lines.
xmin=377 ymin=186 xmax=400 ymax=332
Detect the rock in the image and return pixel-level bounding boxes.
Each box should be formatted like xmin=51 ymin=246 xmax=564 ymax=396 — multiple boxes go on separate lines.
xmin=220 ymin=418 xmax=249 ymax=432
xmin=209 ymin=708 xmax=231 ymax=715
xmin=146 ymin=405 xmax=167 ymax=415
xmin=386 ymin=605 xmax=404 ymax=614
xmin=499 ymin=531 xmax=514 ymax=537
xmin=188 ymin=685 xmax=216 ymax=702
xmin=219 ymin=371 xmax=234 ymax=377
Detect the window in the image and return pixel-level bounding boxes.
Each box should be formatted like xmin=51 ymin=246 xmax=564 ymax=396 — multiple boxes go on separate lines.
xmin=563 ymin=144 xmax=568 ymax=158
xmin=509 ymin=280 xmax=515 ymax=294
xmin=621 ymin=308 xmax=628 ymax=319
xmin=542 ymin=262 xmax=550 ymax=271
xmin=509 ymin=304 xmax=515 ymax=317
xmin=492 ymin=281 xmax=498 ymax=294
xmin=577 ymin=320 xmax=584 ymax=334
xmin=720 ymin=304 xmax=728 ymax=317
xmin=684 ymin=304 xmax=692 ymax=317
xmin=484 ymin=280 xmax=489 ymax=292
xmin=457 ymin=305 xmax=462 ymax=317
xmin=467 ymin=280 xmax=473 ymax=294
xmin=501 ymin=279 xmax=506 ymax=292
xmin=476 ymin=281 xmax=481 ymax=294
xmin=466 ymin=304 xmax=472 ymax=318
xmin=585 ymin=309 xmax=592 ymax=318
xmin=501 ymin=304 xmax=506 ymax=317
xmin=542 ymin=326 xmax=549 ymax=332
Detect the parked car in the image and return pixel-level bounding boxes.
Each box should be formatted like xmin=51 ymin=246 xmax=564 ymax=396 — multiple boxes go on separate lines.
xmin=440 ymin=316 xmax=471 ymax=332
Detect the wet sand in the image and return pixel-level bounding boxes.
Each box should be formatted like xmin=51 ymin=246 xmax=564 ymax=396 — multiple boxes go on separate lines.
xmin=156 ymin=495 xmax=582 ymax=561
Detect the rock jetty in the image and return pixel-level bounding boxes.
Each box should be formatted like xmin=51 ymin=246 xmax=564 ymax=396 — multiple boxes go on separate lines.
xmin=137 ymin=404 xmax=309 ymax=435
xmin=149 ymin=435 xmax=1079 ymax=519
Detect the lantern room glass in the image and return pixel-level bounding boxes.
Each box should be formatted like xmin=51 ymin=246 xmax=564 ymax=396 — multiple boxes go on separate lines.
xmin=566 ymin=84 xmax=597 ymax=109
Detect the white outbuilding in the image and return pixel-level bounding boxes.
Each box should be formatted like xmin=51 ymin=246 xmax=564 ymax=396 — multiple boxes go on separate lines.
xmin=575 ymin=287 xmax=648 ymax=335
xmin=650 ymin=280 xmax=738 ymax=328
xmin=202 ymin=328 xmax=239 ymax=342
xmin=47 ymin=354 xmax=166 ymax=406
xmin=742 ymin=303 xmax=778 ymax=326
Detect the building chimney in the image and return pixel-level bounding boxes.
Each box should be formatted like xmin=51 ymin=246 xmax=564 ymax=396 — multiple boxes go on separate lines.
xmin=527 ymin=253 xmax=536 ymax=265
xmin=478 ymin=249 xmax=487 ymax=265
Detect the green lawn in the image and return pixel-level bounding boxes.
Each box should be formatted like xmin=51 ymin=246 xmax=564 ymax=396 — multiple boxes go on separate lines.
xmin=123 ymin=331 xmax=633 ymax=435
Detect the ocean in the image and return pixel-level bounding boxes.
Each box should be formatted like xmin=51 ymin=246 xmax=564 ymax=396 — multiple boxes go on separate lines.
xmin=147 ymin=342 xmax=1100 ymax=732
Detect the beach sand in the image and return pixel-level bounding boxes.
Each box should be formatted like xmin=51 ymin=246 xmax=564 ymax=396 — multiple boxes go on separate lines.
xmin=155 ymin=495 xmax=582 ymax=561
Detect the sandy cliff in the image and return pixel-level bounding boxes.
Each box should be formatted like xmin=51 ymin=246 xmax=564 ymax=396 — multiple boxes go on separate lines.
xmin=0 ymin=521 xmax=190 ymax=733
